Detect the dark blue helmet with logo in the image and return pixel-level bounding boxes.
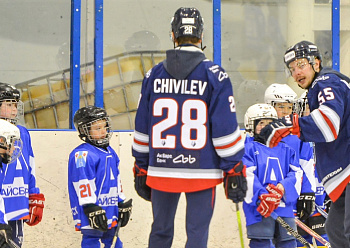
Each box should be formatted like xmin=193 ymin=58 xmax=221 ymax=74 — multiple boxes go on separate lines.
xmin=171 ymin=7 xmax=204 ymax=40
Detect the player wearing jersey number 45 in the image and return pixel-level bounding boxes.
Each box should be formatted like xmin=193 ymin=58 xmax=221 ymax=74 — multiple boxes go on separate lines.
xmin=132 ymin=7 xmax=246 ymax=248
xmin=68 ymin=106 xmax=132 ymax=248
xmin=259 ymin=40 xmax=350 ymax=247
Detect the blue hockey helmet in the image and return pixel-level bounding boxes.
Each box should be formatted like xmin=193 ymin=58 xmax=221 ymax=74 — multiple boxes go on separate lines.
xmin=171 ymin=7 xmax=204 ymax=40
xmin=284 ymin=41 xmax=322 ymax=67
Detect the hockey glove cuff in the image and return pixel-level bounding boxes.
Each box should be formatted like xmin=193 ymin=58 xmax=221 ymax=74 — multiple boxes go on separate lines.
xmin=27 ymin=193 xmax=45 ymax=226
xmin=297 ymin=192 xmax=316 ymax=221
xmin=83 ymin=204 xmax=108 ymax=232
xmin=258 ymin=114 xmax=300 ymax=148
xmin=133 ymin=164 xmax=151 ymax=201
xmin=224 ymin=161 xmax=247 ymax=203
xmin=118 ymin=199 xmax=133 ymax=227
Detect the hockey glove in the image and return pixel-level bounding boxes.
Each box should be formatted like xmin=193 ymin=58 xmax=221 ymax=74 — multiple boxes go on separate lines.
xmin=224 ymin=161 xmax=247 ymax=203
xmin=258 ymin=114 xmax=300 ymax=148
xmin=297 ymin=192 xmax=316 ymax=221
xmin=27 ymin=193 xmax=45 ymax=226
xmin=257 ymin=193 xmax=280 ymax=218
xmin=266 ymin=184 xmax=283 ymax=206
xmin=133 ymin=164 xmax=151 ymax=201
xmin=0 ymin=224 xmax=12 ymax=248
xmin=83 ymin=204 xmax=108 ymax=232
xmin=118 ymin=199 xmax=133 ymax=227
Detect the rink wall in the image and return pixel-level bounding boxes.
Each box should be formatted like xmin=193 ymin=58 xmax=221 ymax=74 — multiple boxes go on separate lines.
xmin=23 ymin=130 xmax=248 ymax=248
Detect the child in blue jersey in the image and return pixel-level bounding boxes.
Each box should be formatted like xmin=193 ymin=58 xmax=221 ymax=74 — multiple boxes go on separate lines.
xmin=68 ymin=106 xmax=132 ymax=248
xmin=293 ymin=92 xmax=329 ymax=247
xmin=265 ymin=83 xmax=317 ymax=225
xmin=0 ymin=119 xmax=23 ymax=247
xmin=0 ymin=82 xmax=44 ymax=247
xmin=243 ymin=103 xmax=303 ymax=248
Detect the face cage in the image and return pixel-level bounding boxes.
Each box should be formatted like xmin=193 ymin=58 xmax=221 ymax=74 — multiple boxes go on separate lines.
xmin=0 ymin=99 xmax=24 ymax=125
xmin=80 ymin=117 xmax=113 ymax=146
xmin=293 ymin=100 xmax=308 ymax=117
xmin=0 ymin=137 xmax=22 ymax=164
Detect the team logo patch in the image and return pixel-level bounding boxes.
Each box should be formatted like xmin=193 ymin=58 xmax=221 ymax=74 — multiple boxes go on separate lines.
xmin=75 ymin=151 xmax=88 ymax=168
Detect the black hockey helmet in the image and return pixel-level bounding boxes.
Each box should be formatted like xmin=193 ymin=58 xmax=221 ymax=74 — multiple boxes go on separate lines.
xmin=284 ymin=41 xmax=322 ymax=68
xmin=171 ymin=7 xmax=204 ymax=40
xmin=73 ymin=106 xmax=112 ymax=147
xmin=0 ymin=82 xmax=21 ymax=102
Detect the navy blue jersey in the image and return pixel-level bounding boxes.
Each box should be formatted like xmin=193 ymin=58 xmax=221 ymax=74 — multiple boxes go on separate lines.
xmin=243 ymin=141 xmax=302 ymax=226
xmin=298 ymin=68 xmax=350 ymax=201
xmin=68 ymin=143 xmax=125 ymax=231
xmin=1 ymin=125 xmax=40 ymax=221
xmin=132 ymin=46 xmax=244 ymax=193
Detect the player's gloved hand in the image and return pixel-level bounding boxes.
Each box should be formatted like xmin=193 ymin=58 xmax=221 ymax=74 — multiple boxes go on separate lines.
xmin=26 ymin=193 xmax=45 ymax=226
xmin=118 ymin=199 xmax=133 ymax=227
xmin=224 ymin=161 xmax=247 ymax=203
xmin=133 ymin=164 xmax=151 ymax=201
xmin=0 ymin=224 xmax=12 ymax=248
xmin=266 ymin=184 xmax=283 ymax=206
xmin=297 ymin=192 xmax=316 ymax=221
xmin=83 ymin=204 xmax=108 ymax=232
xmin=257 ymin=193 xmax=280 ymax=218
xmin=258 ymin=114 xmax=300 ymax=148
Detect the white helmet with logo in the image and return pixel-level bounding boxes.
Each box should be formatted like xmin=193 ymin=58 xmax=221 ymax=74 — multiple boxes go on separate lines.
xmin=264 ymin=83 xmax=297 ymax=106
xmin=244 ymin=103 xmax=278 ymax=136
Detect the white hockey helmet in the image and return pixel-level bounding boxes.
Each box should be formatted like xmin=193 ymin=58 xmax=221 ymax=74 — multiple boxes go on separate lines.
xmin=264 ymin=84 xmax=297 ymax=106
xmin=244 ymin=103 xmax=278 ymax=136
xmin=0 ymin=119 xmax=22 ymax=164
xmin=294 ymin=91 xmax=308 ymax=117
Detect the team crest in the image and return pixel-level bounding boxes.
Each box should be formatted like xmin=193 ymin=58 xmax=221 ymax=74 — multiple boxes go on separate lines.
xmin=75 ymin=151 xmax=88 ymax=168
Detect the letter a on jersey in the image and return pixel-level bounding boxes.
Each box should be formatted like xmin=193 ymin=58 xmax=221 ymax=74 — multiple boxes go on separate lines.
xmin=263 ymin=157 xmax=284 ymax=185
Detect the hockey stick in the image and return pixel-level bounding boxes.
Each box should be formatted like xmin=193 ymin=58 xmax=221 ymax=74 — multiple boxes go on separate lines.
xmin=235 ymin=203 xmax=244 ymax=248
xmin=270 ymin=212 xmax=313 ymax=248
xmin=8 ymin=239 xmax=20 ymax=248
xmin=110 ymin=221 xmax=122 ymax=248
xmin=295 ymin=218 xmax=331 ymax=247
xmin=315 ymin=205 xmax=328 ymax=219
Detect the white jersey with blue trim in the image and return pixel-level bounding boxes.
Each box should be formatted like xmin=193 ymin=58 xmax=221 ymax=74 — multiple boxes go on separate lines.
xmin=68 ymin=143 xmax=125 ymax=231
xmin=1 ymin=125 xmax=40 ymax=221
xmin=298 ymin=68 xmax=350 ymax=201
xmin=243 ymin=141 xmax=303 ymax=226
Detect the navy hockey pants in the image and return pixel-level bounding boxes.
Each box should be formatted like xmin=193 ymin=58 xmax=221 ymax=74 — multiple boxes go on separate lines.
xmin=148 ymin=187 xmax=216 ymax=248
xmin=325 ymin=183 xmax=350 ymax=248
xmin=81 ymin=227 xmax=122 ymax=248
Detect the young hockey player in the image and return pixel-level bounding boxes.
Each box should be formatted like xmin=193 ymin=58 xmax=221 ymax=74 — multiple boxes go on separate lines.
xmin=294 ymin=92 xmax=329 ymax=247
xmin=68 ymin=106 xmax=132 ymax=248
xmin=243 ymin=103 xmax=303 ymax=248
xmin=259 ymin=40 xmax=350 ymax=247
xmin=132 ymin=7 xmax=246 ymax=248
xmin=0 ymin=119 xmax=23 ymax=248
xmin=0 ymin=82 xmax=44 ymax=247
xmin=264 ymin=84 xmax=317 ymax=223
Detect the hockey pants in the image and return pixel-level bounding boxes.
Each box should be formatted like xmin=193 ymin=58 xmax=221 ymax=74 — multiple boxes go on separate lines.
xmin=148 ymin=187 xmax=216 ymax=248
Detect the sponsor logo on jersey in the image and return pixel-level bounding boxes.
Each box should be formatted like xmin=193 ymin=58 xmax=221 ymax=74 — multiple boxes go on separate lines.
xmin=173 ymin=154 xmax=196 ymax=164
xmin=156 ymin=153 xmax=173 ymax=163
xmin=1 ymin=186 xmax=29 ymax=197
xmin=98 ymin=196 xmax=118 ymax=206
xmin=75 ymin=151 xmax=88 ymax=168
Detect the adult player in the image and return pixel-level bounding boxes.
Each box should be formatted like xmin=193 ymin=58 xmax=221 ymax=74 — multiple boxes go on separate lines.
xmin=132 ymin=7 xmax=246 ymax=248
xmin=243 ymin=103 xmax=302 ymax=247
xmin=68 ymin=106 xmax=132 ymax=248
xmin=0 ymin=119 xmax=23 ymax=248
xmin=264 ymin=84 xmax=317 ymax=222
xmin=258 ymin=40 xmax=350 ymax=247
xmin=0 ymin=82 xmax=44 ymax=247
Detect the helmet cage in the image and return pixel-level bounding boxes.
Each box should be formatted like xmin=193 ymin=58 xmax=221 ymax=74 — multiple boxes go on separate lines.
xmin=78 ymin=116 xmax=113 ymax=147
xmin=244 ymin=104 xmax=278 ymax=136
xmin=0 ymin=99 xmax=24 ymax=125
xmin=293 ymin=92 xmax=308 ymax=117
xmin=0 ymin=131 xmax=22 ymax=164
